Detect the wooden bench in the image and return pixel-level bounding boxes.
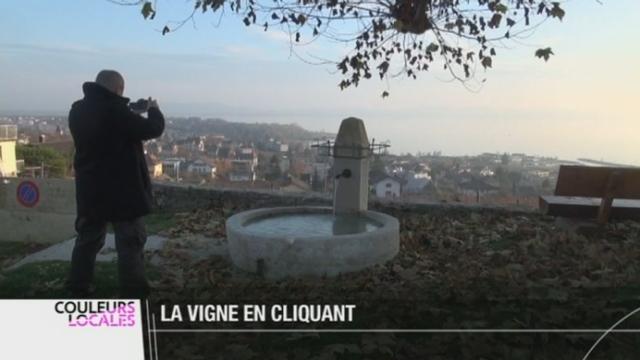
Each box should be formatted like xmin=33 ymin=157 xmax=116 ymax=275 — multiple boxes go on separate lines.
xmin=539 ymin=165 xmax=640 ymax=224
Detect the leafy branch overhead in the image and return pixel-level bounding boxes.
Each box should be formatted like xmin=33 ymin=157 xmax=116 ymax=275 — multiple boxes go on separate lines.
xmin=131 ymin=0 xmax=565 ymax=95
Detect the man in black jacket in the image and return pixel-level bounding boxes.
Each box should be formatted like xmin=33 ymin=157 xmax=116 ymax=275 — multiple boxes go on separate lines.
xmin=67 ymin=70 xmax=165 ymax=297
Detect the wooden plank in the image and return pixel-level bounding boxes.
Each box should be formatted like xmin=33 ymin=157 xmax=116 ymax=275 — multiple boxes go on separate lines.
xmin=540 ymin=195 xmax=640 ymax=220
xmin=555 ymin=165 xmax=640 ymax=199
xmin=597 ymin=171 xmax=622 ymax=224
xmin=597 ymin=197 xmax=614 ymax=224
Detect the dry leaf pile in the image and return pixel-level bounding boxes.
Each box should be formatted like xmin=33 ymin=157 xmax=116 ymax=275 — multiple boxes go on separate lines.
xmin=150 ymin=204 xmax=640 ymax=359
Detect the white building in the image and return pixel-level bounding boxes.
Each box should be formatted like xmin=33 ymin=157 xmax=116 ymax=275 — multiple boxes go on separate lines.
xmin=237 ymin=147 xmax=258 ymax=167
xmin=480 ymin=166 xmax=495 ymax=177
xmin=373 ymin=176 xmax=402 ymax=199
xmin=187 ymin=160 xmax=216 ymax=178
xmin=161 ymin=158 xmax=183 ymax=179
xmin=529 ymin=169 xmax=551 ymax=178
xmin=229 ymin=147 xmax=258 ymax=182
xmin=229 ymin=160 xmax=256 ymax=182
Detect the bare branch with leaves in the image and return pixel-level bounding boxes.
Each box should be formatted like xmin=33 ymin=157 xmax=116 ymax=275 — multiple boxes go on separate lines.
xmin=119 ymin=0 xmax=567 ymax=96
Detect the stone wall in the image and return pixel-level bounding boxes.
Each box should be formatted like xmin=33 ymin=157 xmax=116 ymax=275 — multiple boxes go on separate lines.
xmin=0 ymin=179 xmax=534 ymax=243
xmin=152 ymin=183 xmax=534 ymax=218
xmin=152 ymin=183 xmax=332 ymax=213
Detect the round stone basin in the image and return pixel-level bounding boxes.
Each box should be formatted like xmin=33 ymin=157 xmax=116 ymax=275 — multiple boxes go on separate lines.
xmin=226 ymin=206 xmax=399 ymax=279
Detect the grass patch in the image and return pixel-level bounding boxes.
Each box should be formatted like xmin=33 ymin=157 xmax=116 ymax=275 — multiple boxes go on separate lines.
xmin=0 ymin=241 xmax=49 ymax=268
xmin=0 ymin=260 xmax=160 ymax=298
xmin=104 ymin=212 xmax=176 ymax=235
xmin=0 ymin=242 xmax=46 ymax=259
xmin=144 ymin=212 xmax=177 ymax=235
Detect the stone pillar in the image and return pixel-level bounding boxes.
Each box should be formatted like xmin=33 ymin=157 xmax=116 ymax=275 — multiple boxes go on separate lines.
xmin=333 ymin=117 xmax=370 ymax=215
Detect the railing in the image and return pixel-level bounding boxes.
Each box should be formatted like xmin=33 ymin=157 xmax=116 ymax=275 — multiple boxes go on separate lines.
xmin=0 ymin=125 xmax=17 ymax=140
xmin=311 ymin=138 xmax=390 ymax=158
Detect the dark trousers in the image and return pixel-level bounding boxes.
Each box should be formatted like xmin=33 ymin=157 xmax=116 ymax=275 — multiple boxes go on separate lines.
xmin=67 ymin=216 xmax=150 ymax=298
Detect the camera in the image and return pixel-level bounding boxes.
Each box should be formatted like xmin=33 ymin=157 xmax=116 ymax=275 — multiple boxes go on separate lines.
xmin=128 ymin=98 xmax=149 ymax=112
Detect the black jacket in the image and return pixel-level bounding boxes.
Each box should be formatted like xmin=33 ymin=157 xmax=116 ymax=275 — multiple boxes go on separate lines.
xmin=68 ymin=82 xmax=165 ymax=221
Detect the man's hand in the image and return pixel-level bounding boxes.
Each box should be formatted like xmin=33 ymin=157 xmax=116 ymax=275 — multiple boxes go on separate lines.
xmin=130 ymin=98 xmax=159 ymax=114
xmin=119 ymin=97 xmax=165 ymax=140
xmin=148 ymin=97 xmax=159 ymax=109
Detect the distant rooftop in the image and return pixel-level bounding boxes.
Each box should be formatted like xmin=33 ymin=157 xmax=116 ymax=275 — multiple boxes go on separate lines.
xmin=0 ymin=125 xmax=17 ymax=141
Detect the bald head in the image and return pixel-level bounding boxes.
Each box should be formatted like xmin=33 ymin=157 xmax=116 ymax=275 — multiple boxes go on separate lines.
xmin=95 ymin=70 xmax=125 ymax=96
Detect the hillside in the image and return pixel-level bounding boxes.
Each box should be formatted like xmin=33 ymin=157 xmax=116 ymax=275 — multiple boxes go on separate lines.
xmin=165 ymin=117 xmax=334 ymax=143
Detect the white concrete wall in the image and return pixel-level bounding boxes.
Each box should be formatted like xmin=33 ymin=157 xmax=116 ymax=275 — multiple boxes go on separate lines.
xmin=375 ymin=179 xmax=401 ymax=199
xmin=0 ymin=178 xmax=76 ymax=243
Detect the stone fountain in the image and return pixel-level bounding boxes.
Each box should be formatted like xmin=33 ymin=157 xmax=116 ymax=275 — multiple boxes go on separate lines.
xmin=226 ymin=117 xmax=399 ymax=278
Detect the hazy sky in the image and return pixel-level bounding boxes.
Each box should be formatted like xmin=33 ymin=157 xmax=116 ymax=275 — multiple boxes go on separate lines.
xmin=0 ymin=0 xmax=638 ymax=164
